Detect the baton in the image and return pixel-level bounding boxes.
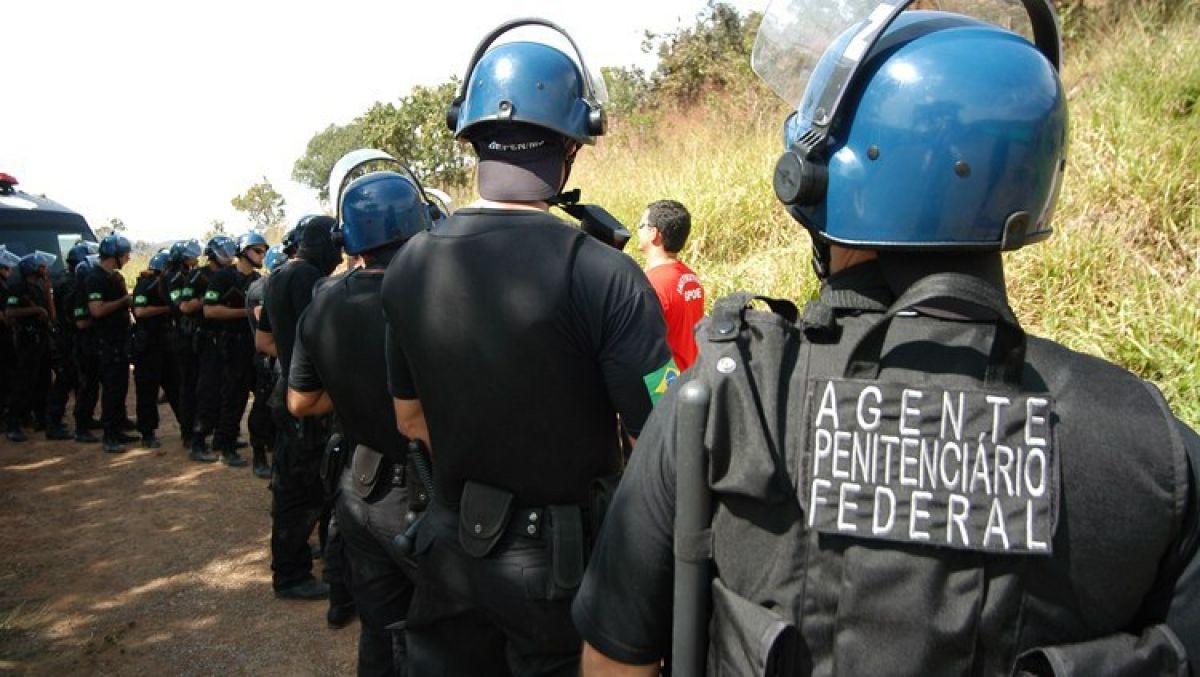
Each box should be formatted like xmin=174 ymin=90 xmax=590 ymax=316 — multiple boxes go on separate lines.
xmin=672 ymin=380 xmax=712 ymax=675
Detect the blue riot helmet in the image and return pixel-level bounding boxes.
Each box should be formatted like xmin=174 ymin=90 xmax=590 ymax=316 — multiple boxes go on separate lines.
xmin=19 ymin=251 xmax=57 ymax=278
xmin=755 ymin=0 xmax=1066 ymax=262
xmin=339 ymin=172 xmax=433 ymax=255
xmin=448 ymin=19 xmax=608 ymax=144
xmin=67 ymin=240 xmax=100 ymax=268
xmin=328 ymin=149 xmax=438 ymax=255
xmin=99 ymin=234 xmax=133 ymax=259
xmin=76 ymin=254 xmax=99 ymax=280
xmin=238 ymin=231 xmax=269 ymax=254
xmin=0 ymin=247 xmax=19 ymax=271
xmin=169 ymin=239 xmax=203 ymax=266
xmin=147 ymin=249 xmax=170 ymax=273
xmin=205 ymin=235 xmax=239 ymax=266
xmin=264 ymin=244 xmax=288 ymax=273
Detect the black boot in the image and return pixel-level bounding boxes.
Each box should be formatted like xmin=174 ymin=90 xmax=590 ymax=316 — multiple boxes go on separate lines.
xmin=45 ymin=423 xmax=73 ymax=440
xmin=74 ymin=428 xmax=100 ymax=444
xmin=102 ymin=437 xmax=128 ymax=454
xmin=221 ymin=448 xmax=249 ymax=468
xmin=252 ymin=446 xmax=271 ymax=478
xmin=6 ymin=426 xmax=27 ymax=443
xmin=141 ymin=434 xmax=163 ymax=449
xmin=188 ymin=436 xmax=218 ymax=463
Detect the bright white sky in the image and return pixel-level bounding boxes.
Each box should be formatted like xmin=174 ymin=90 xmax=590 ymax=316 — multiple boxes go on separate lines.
xmin=3 ymin=0 xmax=763 ymax=243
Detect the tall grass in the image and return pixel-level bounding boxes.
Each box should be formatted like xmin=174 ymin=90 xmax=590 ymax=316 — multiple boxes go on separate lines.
xmin=570 ymin=10 xmax=1199 ymax=426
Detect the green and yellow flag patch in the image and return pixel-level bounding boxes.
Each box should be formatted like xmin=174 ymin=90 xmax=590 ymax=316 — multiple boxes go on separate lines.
xmin=642 ymin=359 xmax=680 ymax=406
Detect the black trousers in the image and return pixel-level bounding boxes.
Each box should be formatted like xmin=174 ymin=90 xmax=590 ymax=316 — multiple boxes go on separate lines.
xmin=0 ymin=327 xmax=12 ymax=421
xmin=172 ymin=329 xmax=199 ymax=441
xmin=212 ymin=331 xmax=253 ymax=452
xmin=95 ymin=334 xmax=130 ymax=439
xmin=405 ymin=504 xmax=583 ymax=677
xmin=45 ymin=331 xmax=77 ymax=427
xmin=6 ymin=326 xmax=51 ymax=429
xmin=73 ymin=334 xmax=100 ymax=430
xmin=269 ymin=403 xmax=328 ymax=589
xmin=193 ymin=329 xmax=221 ymax=441
xmin=336 ymin=466 xmax=415 ymax=677
xmin=133 ymin=328 xmax=180 ymax=436
xmin=247 ymin=354 xmax=276 ymax=450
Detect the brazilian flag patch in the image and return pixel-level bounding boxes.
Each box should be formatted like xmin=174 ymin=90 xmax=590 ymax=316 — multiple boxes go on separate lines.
xmin=169 ymin=289 xmax=181 ymax=301
xmin=642 ymin=359 xmax=680 ymax=406
xmin=204 ymin=290 xmax=219 ymax=301
xmin=88 ymin=292 xmax=102 ymax=301
xmin=5 ymin=296 xmax=17 ymax=306
xmin=134 ymin=295 xmax=148 ymax=305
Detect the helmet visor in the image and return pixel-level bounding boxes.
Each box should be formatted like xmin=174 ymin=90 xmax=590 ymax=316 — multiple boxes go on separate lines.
xmin=753 ymin=0 xmax=1041 ymax=109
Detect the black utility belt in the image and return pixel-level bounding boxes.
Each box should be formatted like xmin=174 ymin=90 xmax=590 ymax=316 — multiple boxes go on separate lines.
xmin=457 ymin=480 xmax=589 ymax=592
xmin=345 ymin=443 xmax=408 ymax=499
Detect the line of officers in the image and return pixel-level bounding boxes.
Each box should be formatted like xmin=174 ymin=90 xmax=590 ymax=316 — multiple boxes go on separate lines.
xmin=0 ymin=232 xmax=293 ymax=473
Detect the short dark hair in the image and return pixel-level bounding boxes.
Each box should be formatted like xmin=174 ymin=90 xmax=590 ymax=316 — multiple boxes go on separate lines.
xmin=645 ymin=199 xmax=691 ymax=253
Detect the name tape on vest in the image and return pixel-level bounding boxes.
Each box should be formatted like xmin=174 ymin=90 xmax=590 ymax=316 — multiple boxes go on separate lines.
xmin=803 ymin=379 xmax=1058 ymax=555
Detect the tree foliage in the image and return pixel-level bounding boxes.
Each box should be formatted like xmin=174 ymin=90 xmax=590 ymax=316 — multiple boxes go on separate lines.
xmin=358 ymin=80 xmax=474 ymax=189
xmin=231 ymin=179 xmax=286 ymax=237
xmin=203 ymin=219 xmax=226 ymax=243
xmin=95 ymin=217 xmax=126 ymax=238
xmin=292 ymin=121 xmax=366 ymax=202
xmin=643 ymin=1 xmax=761 ymax=105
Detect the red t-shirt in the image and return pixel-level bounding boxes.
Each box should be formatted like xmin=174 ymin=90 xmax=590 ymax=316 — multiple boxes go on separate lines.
xmin=645 ymin=260 xmax=705 ymax=371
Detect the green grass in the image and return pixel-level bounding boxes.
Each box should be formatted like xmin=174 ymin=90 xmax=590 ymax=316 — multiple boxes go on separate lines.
xmin=569 ymin=11 xmax=1200 ymax=427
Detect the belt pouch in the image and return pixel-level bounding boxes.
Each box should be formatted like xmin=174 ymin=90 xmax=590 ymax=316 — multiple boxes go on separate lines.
xmin=349 ymin=444 xmax=384 ymax=499
xmin=458 ymin=481 xmax=513 ymax=558
xmin=549 ymin=505 xmax=585 ymax=591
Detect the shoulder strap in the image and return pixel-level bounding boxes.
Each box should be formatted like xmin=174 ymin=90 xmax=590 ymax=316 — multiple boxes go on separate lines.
xmin=707 ymin=292 xmax=799 ymax=343
xmin=844 ymin=272 xmax=1027 ymax=388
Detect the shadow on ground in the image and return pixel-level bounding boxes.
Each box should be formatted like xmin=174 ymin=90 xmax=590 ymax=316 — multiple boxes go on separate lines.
xmin=0 ymin=396 xmax=357 ymax=676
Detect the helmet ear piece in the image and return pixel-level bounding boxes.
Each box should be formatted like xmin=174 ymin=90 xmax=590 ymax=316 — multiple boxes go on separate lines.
xmin=773 ymin=149 xmax=827 ymax=207
xmin=330 ymin=227 xmax=345 ymax=249
xmin=446 ymin=97 xmax=464 ymax=134
xmin=426 ymin=202 xmax=443 ymax=223
xmin=587 ymin=106 xmax=607 ymax=137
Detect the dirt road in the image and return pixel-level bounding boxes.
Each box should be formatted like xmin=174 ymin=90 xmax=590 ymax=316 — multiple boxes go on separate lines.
xmin=0 ymin=402 xmax=358 ymax=675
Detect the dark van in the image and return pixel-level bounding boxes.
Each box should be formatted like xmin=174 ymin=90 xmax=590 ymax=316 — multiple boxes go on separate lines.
xmin=0 ymin=172 xmax=97 ymax=278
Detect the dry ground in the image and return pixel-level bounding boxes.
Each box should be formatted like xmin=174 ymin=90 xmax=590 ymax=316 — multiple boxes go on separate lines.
xmin=0 ymin=395 xmax=358 ymax=675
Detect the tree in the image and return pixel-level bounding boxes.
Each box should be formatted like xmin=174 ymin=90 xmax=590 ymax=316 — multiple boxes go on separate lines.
xmin=358 ymin=79 xmax=474 ymax=189
xmin=203 ymin=219 xmax=226 ymax=242
xmin=231 ymin=179 xmax=286 ymax=239
xmin=292 ymin=121 xmax=366 ymax=202
xmin=95 ymin=217 xmax=127 ymax=238
xmin=644 ymin=2 xmax=762 ymax=105
xmin=602 ymin=66 xmax=653 ymax=118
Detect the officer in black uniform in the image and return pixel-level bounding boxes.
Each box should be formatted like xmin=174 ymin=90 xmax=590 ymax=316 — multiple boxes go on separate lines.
xmin=258 ymin=214 xmax=342 ymax=600
xmin=381 ymin=22 xmax=672 ymax=675
xmin=186 ymin=236 xmax=237 ymax=462
xmin=289 ymin=150 xmax=436 ymax=675
xmin=245 ymin=244 xmax=287 ymax=479
xmin=200 ymin=233 xmax=264 ymax=468
xmin=44 ymin=241 xmax=98 ymax=441
xmin=166 ymin=239 xmax=203 ymax=450
xmin=0 ymin=247 xmax=18 ymax=428
xmin=131 ymin=249 xmax=180 ymax=449
xmin=69 ymin=254 xmax=102 ymax=444
xmin=573 ymin=2 xmax=1200 ymax=675
xmin=86 ymin=235 xmax=138 ymax=454
xmin=4 ymin=251 xmax=57 ymax=442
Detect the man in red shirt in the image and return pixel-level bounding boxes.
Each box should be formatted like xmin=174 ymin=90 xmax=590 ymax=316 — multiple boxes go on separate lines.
xmin=638 ymin=200 xmax=705 ymax=371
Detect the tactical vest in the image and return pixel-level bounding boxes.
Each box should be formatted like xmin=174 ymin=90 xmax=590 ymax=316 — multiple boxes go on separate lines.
xmin=689 ymin=270 xmax=1193 ymax=676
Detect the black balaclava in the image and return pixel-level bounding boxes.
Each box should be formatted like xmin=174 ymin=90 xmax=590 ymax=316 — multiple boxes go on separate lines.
xmin=297 ymin=215 xmax=340 ymax=275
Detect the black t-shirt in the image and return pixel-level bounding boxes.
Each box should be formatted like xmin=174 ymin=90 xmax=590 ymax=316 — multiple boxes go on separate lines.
xmin=381 ymin=207 xmax=671 ymax=507
xmin=132 ymin=274 xmax=172 ymax=333
xmin=290 ymin=269 xmax=406 ymax=455
xmin=204 ymin=267 xmax=254 ymax=333
xmin=5 ymin=277 xmax=50 ymax=328
xmin=85 ymin=265 xmax=130 ymax=337
xmin=261 ymin=259 xmax=324 ymax=377
xmin=52 ymin=276 xmax=78 ymax=333
xmin=246 ymin=276 xmax=268 ymax=334
xmin=178 ymin=266 xmax=213 ymax=327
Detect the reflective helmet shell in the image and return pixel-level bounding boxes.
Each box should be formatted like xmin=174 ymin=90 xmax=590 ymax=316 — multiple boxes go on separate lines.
xmin=19 ymin=251 xmax=57 ymax=277
xmin=0 ymin=247 xmax=19 ymax=270
xmin=205 ymin=236 xmax=239 ymax=264
xmin=169 ymin=239 xmax=203 ymax=265
xmin=99 ymin=234 xmax=133 ymax=258
xmin=456 ymin=41 xmax=596 ymax=144
xmin=264 ymin=244 xmax=288 ymax=273
xmin=148 ymin=249 xmax=170 ymax=272
xmin=67 ymin=240 xmax=100 ymax=267
xmin=238 ymin=231 xmax=269 ymax=253
xmin=786 ymin=11 xmax=1067 ymax=251
xmin=340 ymin=171 xmax=432 ymax=255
